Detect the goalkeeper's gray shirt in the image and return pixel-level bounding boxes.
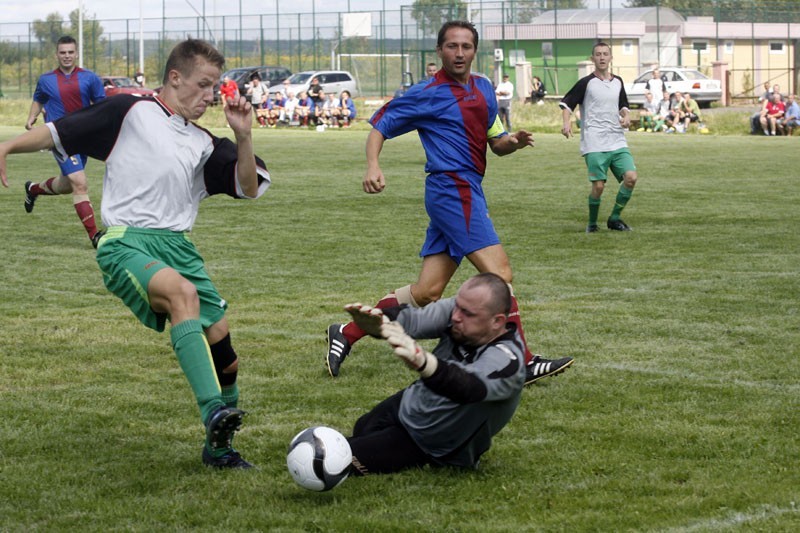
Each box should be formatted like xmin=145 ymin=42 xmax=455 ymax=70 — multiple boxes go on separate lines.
xmin=390 ymin=299 xmax=525 ymax=468
xmin=559 ymin=72 xmax=630 ymax=156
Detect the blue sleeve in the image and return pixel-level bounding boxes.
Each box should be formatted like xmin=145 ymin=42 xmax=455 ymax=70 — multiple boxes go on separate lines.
xmin=89 ymin=74 xmax=106 ymax=103
xmin=370 ymin=84 xmax=426 ymax=139
xmin=33 ymin=78 xmax=48 ymax=105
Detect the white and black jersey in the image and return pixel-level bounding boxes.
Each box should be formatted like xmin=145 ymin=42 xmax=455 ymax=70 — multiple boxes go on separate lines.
xmin=383 ymin=299 xmax=526 ymax=468
xmin=46 ymin=95 xmax=271 ymax=231
xmin=560 ymin=73 xmax=630 ymax=155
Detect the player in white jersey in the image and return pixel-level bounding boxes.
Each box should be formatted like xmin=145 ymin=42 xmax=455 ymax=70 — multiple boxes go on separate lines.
xmin=560 ymin=42 xmax=639 ymax=233
xmin=0 ymin=39 xmax=271 ymax=469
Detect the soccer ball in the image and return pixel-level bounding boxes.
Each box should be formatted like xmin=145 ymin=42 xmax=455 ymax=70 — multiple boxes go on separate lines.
xmin=286 ymin=426 xmax=352 ymax=491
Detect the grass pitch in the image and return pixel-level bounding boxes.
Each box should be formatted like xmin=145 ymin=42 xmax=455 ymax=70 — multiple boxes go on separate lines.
xmin=0 ymin=125 xmax=798 ymax=531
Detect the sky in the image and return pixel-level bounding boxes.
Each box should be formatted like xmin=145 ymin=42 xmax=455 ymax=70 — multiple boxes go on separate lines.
xmin=2 ymin=0 xmax=626 ymax=26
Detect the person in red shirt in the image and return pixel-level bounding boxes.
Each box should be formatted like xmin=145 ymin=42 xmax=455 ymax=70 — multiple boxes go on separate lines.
xmin=760 ymin=92 xmax=785 ymax=136
xmin=219 ymin=75 xmax=238 ymax=105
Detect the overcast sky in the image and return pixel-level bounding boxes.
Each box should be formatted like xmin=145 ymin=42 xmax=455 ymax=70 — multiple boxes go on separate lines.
xmin=2 ymin=0 xmax=626 ymax=25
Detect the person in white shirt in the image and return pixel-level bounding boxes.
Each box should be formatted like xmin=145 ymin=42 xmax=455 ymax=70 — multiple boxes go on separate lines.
xmin=495 ymin=73 xmax=514 ymax=131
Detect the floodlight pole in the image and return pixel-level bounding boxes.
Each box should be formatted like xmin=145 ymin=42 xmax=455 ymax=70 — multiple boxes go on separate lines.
xmin=78 ymin=1 xmax=84 ymax=67
xmin=139 ymin=0 xmax=145 ymax=77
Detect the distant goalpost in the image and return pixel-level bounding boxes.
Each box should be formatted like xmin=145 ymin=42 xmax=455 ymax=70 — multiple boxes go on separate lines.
xmin=338 ymin=13 xmax=411 ymax=96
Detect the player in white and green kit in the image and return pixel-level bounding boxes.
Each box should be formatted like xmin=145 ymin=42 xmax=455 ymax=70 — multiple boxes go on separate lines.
xmin=0 ymin=39 xmax=271 ymax=469
xmin=560 ymin=42 xmax=639 ymax=233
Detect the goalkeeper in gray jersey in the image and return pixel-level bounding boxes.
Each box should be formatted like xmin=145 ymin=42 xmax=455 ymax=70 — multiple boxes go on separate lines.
xmin=343 ymin=273 xmax=525 ymax=474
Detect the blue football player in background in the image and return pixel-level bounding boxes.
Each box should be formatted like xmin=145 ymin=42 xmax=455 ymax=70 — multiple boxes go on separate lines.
xmin=327 ymin=20 xmax=573 ymax=385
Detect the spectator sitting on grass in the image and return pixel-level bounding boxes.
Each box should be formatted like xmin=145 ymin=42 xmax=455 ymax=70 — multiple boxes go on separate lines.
xmin=638 ymin=91 xmax=659 ymax=132
xmin=680 ymin=93 xmax=703 ymax=133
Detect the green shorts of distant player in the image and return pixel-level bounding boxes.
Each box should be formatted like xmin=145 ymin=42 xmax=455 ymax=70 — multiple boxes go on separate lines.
xmin=96 ymin=226 xmax=227 ymax=332
xmin=583 ymin=148 xmax=636 ymax=182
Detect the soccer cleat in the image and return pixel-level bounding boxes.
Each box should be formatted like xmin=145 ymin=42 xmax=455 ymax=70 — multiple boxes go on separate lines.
xmin=91 ymin=230 xmax=106 ymax=249
xmin=326 ymin=323 xmax=351 ymax=378
xmin=24 ymin=181 xmax=37 ymax=213
xmin=586 ymin=224 xmax=599 ymax=233
xmin=607 ymin=218 xmax=632 ymax=231
xmin=202 ymin=446 xmax=253 ymax=469
xmin=525 ymin=355 xmax=574 ymax=385
xmin=205 ymin=406 xmax=245 ymax=452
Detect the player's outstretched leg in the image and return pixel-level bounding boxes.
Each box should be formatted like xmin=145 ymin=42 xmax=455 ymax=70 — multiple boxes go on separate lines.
xmin=326 ymin=323 xmax=351 ymax=378
xmin=326 ymin=291 xmax=404 ymax=377
xmin=24 ymin=181 xmax=38 ymax=213
xmin=202 ymin=406 xmax=253 ymax=469
xmin=525 ymin=355 xmax=574 ymax=386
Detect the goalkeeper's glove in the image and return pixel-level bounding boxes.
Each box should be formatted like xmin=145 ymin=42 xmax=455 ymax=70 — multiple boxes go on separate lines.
xmin=380 ymin=321 xmax=438 ymax=378
xmin=344 ymin=303 xmax=388 ymax=338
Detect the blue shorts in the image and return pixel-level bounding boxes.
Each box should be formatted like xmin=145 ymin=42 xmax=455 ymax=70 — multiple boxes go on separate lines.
xmin=421 ymin=172 xmax=500 ymax=265
xmin=52 ymin=150 xmax=87 ymax=176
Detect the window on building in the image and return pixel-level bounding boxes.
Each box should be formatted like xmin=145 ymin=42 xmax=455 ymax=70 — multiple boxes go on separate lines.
xmin=724 ymin=41 xmax=734 ymax=55
xmin=542 ymin=42 xmax=553 ymax=60
xmin=692 ymin=41 xmax=709 ymax=55
xmin=622 ymin=40 xmax=633 ymax=55
xmin=769 ymin=41 xmax=785 ymax=55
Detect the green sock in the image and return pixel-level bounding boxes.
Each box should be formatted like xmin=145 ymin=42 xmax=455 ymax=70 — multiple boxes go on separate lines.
xmin=221 ymin=383 xmax=239 ymax=409
xmin=170 ymin=319 xmax=224 ymax=426
xmin=609 ymin=185 xmax=633 ymax=221
xmin=588 ymin=195 xmax=602 ymax=225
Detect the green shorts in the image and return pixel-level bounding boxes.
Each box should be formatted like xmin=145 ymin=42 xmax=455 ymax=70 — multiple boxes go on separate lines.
xmin=95 ymin=227 xmax=227 ymax=332
xmin=583 ymin=148 xmax=636 ymax=183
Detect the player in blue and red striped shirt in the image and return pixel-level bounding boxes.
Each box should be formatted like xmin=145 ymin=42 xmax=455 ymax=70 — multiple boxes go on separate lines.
xmin=326 ymin=21 xmax=574 ymax=385
xmin=23 ymin=35 xmax=106 ymax=247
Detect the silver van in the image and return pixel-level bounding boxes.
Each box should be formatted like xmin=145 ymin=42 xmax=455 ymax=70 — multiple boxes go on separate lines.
xmin=269 ymin=70 xmax=359 ymax=98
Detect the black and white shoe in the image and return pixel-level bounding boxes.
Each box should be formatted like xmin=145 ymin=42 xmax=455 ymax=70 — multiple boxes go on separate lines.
xmin=607 ymin=218 xmax=632 ymax=231
xmin=525 ymin=355 xmax=574 ymax=385
xmin=586 ymin=224 xmax=599 ymax=233
xmin=326 ymin=323 xmax=351 ymax=377
xmin=24 ymin=181 xmax=37 ymax=213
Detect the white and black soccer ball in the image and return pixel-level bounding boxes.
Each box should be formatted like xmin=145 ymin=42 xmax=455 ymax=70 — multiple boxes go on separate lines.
xmin=286 ymin=426 xmax=352 ymax=491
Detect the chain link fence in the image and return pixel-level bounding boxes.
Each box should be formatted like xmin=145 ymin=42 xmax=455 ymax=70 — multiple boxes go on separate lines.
xmin=1 ymin=1 xmax=798 ymax=100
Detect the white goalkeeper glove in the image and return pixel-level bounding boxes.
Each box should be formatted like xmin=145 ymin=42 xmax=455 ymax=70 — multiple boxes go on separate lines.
xmin=380 ymin=321 xmax=438 ymax=378
xmin=344 ymin=303 xmax=389 ymax=338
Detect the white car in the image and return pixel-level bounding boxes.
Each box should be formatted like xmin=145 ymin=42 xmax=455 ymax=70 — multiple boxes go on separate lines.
xmin=625 ymin=67 xmax=722 ymax=108
xmin=268 ymin=70 xmax=359 ymax=98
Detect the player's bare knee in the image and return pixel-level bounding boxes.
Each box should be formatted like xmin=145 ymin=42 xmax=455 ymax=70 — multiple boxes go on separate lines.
xmin=624 ymin=172 xmax=638 ymax=188
xmin=412 ymin=286 xmax=444 ymax=307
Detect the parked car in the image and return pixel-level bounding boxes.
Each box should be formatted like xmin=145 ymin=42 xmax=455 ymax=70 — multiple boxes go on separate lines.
xmin=269 ymin=70 xmax=359 ymax=98
xmin=101 ymin=76 xmax=156 ymax=98
xmin=625 ymin=67 xmax=722 ymax=108
xmin=213 ymin=65 xmax=292 ymax=104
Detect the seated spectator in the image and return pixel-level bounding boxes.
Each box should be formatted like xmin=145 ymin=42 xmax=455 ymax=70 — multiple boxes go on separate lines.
xmin=654 ymin=90 xmax=672 ymax=132
xmin=247 ymin=74 xmax=269 ymax=127
xmin=284 ymin=91 xmax=299 ymax=125
xmin=219 ymin=75 xmax=238 ymax=105
xmin=667 ymin=91 xmax=685 ymax=133
xmin=338 ymin=90 xmax=357 ymax=128
xmin=781 ymin=94 xmax=799 ymax=135
xmin=752 ymin=82 xmax=779 ymax=133
xmin=530 ymin=76 xmax=546 ymax=105
xmin=760 ymin=92 xmax=785 ymax=136
xmin=321 ymin=92 xmax=340 ymax=127
xmin=268 ymin=92 xmax=286 ymax=127
xmin=296 ymin=91 xmax=312 ymax=126
xmin=314 ymin=90 xmax=328 ymax=125
xmin=639 ymin=91 xmax=659 ymax=132
xmin=680 ymin=93 xmax=703 ymax=132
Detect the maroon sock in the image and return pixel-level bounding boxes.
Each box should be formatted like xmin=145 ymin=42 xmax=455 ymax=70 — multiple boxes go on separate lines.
xmin=342 ymin=293 xmax=400 ymax=345
xmin=30 ymin=177 xmax=58 ymax=196
xmin=509 ymin=295 xmax=535 ymax=364
xmin=74 ymin=200 xmax=99 ymax=239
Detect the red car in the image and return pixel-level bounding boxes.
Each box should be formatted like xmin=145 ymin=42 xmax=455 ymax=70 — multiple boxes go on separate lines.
xmin=101 ymin=76 xmax=156 ymax=98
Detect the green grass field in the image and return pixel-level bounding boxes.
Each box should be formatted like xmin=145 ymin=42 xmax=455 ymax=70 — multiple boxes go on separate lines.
xmin=1 ymin=125 xmax=798 ymax=531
